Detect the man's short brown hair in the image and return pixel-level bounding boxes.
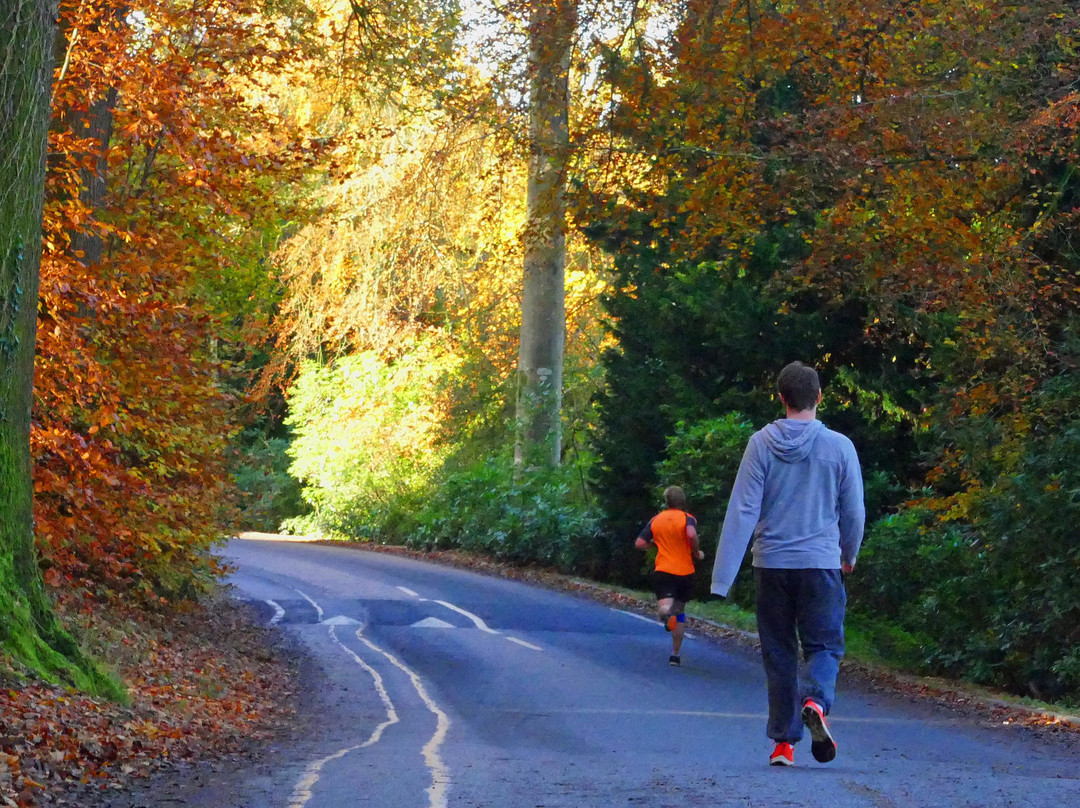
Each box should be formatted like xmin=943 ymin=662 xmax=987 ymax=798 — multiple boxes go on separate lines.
xmin=777 ymin=361 xmax=821 ymax=412
xmin=663 ymin=485 xmax=688 ymax=510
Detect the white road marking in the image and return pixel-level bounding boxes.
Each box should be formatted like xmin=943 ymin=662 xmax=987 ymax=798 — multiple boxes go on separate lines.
xmin=353 ymin=629 xmax=452 ymax=808
xmin=613 ymin=608 xmax=695 ymax=637
xmin=404 ymin=592 xmax=538 ymax=648
xmin=288 ymin=626 xmax=399 ymax=808
xmin=433 ymin=600 xmax=499 ymax=634
xmin=293 ymin=586 xmax=324 ymax=622
xmin=285 ymin=590 xmax=453 ymax=808
xmin=266 ymin=599 xmax=285 ymax=625
xmin=615 ymin=609 xmax=658 ymax=624
xmin=412 ymin=617 xmax=456 ymax=629
xmin=478 ymin=707 xmax=953 ymax=725
xmin=322 ymin=615 xmax=361 ymax=625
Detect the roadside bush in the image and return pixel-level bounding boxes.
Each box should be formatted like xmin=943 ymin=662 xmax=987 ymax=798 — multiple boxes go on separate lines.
xmin=959 ymin=423 xmax=1080 ymax=702
xmin=281 ymin=347 xmax=454 ymax=541
xmin=411 ymin=454 xmax=607 ymax=575
xmin=847 ymin=508 xmax=963 ymax=626
xmin=850 ymin=422 xmax=1080 ymax=703
xmin=232 ymin=432 xmax=307 ymax=531
xmin=586 ymin=224 xmax=927 ymax=590
xmin=653 ymin=414 xmax=755 ymax=533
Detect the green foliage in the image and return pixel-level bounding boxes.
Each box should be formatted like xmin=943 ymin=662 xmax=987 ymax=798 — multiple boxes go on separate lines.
xmin=843 ymin=616 xmax=929 ymax=672
xmin=652 ymin=413 xmax=755 ymax=600
xmin=282 ymin=346 xmax=455 ymax=541
xmin=411 ymin=454 xmax=606 ymax=575
xmin=958 ymin=422 xmax=1080 ymax=702
xmin=850 ymin=411 xmax=1080 ymax=704
xmin=847 ymin=508 xmax=966 ymax=632
xmin=586 ymin=218 xmax=924 ymax=587
xmin=231 ymin=431 xmax=307 ymax=531
xmin=587 ymin=231 xmax=806 ymax=566
xmin=654 ymin=413 xmax=756 ymax=530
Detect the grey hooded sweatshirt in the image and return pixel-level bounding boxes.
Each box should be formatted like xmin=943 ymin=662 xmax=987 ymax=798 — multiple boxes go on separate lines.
xmin=710 ymin=418 xmax=865 ymax=597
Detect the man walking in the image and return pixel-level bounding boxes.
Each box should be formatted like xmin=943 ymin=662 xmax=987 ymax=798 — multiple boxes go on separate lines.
xmin=711 ymin=361 xmax=865 ymax=767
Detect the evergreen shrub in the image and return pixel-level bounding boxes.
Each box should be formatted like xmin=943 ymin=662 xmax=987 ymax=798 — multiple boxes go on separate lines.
xmin=232 ymin=432 xmax=307 ymax=531
xmin=411 ymin=455 xmax=606 ymax=575
xmin=850 ymin=423 xmax=1080 ymax=702
xmin=586 ymin=220 xmax=924 ymax=590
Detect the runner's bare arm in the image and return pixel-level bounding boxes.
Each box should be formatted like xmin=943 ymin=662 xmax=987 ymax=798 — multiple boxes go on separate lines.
xmin=686 ymin=524 xmax=705 ymax=561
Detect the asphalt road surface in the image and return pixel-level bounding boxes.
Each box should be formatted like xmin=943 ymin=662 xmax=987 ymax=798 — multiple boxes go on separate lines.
xmin=175 ymin=536 xmax=1079 ymax=808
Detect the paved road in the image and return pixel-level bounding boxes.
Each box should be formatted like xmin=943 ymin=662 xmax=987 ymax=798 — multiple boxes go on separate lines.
xmin=198 ymin=537 xmax=1078 ymax=807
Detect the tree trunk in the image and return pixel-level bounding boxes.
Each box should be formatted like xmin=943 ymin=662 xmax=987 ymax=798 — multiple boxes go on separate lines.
xmin=0 ymin=0 xmax=116 ymax=695
xmin=516 ymin=0 xmax=577 ymax=469
xmin=54 ymin=3 xmax=125 ymax=266
xmin=67 ymin=87 xmax=119 ymax=266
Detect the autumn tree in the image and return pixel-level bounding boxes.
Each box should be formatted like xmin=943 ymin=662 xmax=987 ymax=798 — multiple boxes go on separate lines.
xmin=268 ymin=84 xmax=533 ymax=536
xmin=262 ymin=0 xmax=627 ymax=551
xmin=33 ymin=0 xmax=323 ymax=599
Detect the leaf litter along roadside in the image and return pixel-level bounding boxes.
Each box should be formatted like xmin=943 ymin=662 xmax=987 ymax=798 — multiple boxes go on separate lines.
xmin=0 ymin=592 xmax=302 ymax=808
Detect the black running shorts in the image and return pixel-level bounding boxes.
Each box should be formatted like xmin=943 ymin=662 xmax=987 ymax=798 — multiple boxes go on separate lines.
xmin=652 ymin=571 xmax=694 ymax=603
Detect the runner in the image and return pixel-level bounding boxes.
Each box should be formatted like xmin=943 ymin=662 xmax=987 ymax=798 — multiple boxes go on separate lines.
xmin=635 ymin=485 xmax=705 ymax=667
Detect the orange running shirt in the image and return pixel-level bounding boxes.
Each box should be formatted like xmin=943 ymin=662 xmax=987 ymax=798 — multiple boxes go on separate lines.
xmin=639 ymin=509 xmax=697 ymax=576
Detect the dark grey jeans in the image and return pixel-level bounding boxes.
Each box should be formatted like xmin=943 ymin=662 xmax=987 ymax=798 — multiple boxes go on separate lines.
xmin=754 ymin=567 xmax=847 ymax=743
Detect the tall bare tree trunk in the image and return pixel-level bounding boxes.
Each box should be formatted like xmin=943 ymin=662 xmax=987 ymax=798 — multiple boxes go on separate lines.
xmin=67 ymin=87 xmax=119 ymax=266
xmin=516 ymin=0 xmax=577 ymax=469
xmin=0 ymin=0 xmax=116 ymax=694
xmin=56 ymin=2 xmax=125 ymax=266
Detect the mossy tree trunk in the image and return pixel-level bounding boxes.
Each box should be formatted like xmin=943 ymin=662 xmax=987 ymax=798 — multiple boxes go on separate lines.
xmin=0 ymin=0 xmax=118 ymax=696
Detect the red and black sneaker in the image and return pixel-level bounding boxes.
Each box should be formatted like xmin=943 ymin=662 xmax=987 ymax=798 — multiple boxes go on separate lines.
xmin=801 ymin=699 xmax=837 ymax=763
xmin=769 ymin=742 xmax=794 ymax=766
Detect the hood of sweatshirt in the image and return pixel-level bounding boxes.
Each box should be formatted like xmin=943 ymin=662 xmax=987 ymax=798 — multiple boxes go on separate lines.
xmin=761 ymin=418 xmax=824 ymax=463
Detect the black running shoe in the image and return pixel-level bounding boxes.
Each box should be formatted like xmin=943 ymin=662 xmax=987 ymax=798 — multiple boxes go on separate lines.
xmin=801 ymin=699 xmax=837 ymax=763
xmin=669 ymin=655 xmax=681 ymax=667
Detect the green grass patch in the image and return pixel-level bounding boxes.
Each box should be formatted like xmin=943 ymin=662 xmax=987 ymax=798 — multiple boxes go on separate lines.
xmin=573 ymin=579 xmax=938 ymax=676
xmin=568 ymin=578 xmax=761 ymax=635
xmin=689 ymin=597 xmax=759 ymax=634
